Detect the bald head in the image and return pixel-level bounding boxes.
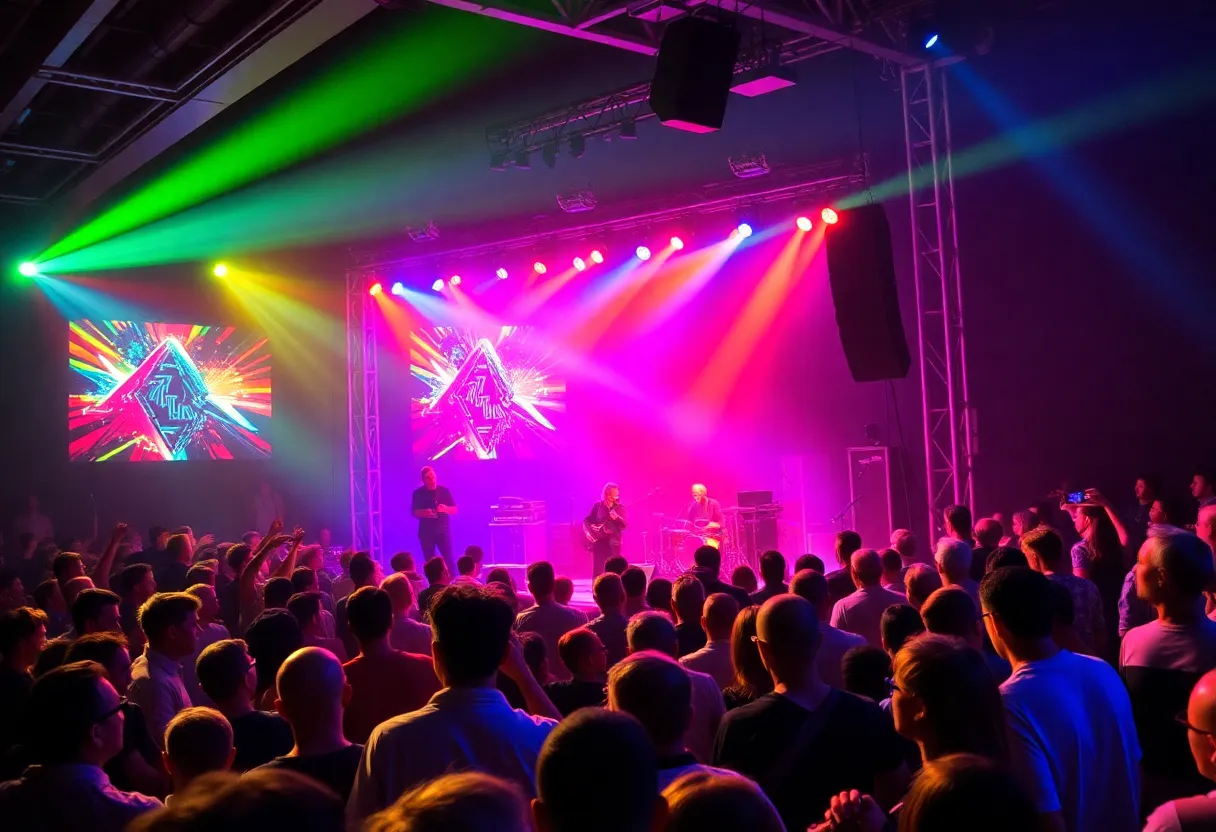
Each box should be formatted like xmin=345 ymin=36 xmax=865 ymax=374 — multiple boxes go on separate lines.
xmin=1189 ymin=668 xmax=1216 ymax=780
xmin=63 ymin=576 xmax=94 ymax=608
xmin=702 ymin=593 xmax=739 ymax=641
xmin=850 ymin=549 xmax=883 ymax=587
xmin=756 ymin=595 xmax=821 ymax=682
xmin=975 ymin=518 xmax=1003 ymax=549
xmin=275 ymin=647 xmax=348 ymax=726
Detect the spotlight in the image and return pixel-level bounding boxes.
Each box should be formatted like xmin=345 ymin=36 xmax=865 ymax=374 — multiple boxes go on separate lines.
xmin=924 ymin=32 xmax=940 ymax=49
xmin=569 ymin=134 xmax=586 ymax=159
xmin=796 ymin=216 xmax=813 ymax=232
xmin=17 ymin=261 xmax=38 ymax=277
xmin=670 ymin=236 xmax=684 ymax=250
xmin=513 ymin=151 xmax=531 ymax=170
xmin=541 ymin=141 xmax=559 ymax=169
xmin=496 ymin=267 xmax=509 ymax=280
xmin=449 ymin=274 xmax=462 ymax=287
xmin=589 ymin=250 xmax=604 ymax=264
xmin=735 ymin=223 xmax=753 ymax=239
xmin=432 ymin=278 xmax=445 ymax=292
xmin=391 ymin=282 xmax=406 ymax=296
xmin=619 ymin=120 xmax=637 ymax=140
xmin=212 ymin=262 xmax=229 ymax=278
xmin=489 ymin=152 xmax=509 ymax=171
xmin=573 ymin=257 xmax=587 ymax=272
xmin=533 ymin=261 xmax=547 ymax=275
xmin=636 ymin=246 xmax=651 ymax=261
xmin=821 ymin=207 xmax=839 ymax=225
xmin=369 ymin=282 xmax=383 ymax=296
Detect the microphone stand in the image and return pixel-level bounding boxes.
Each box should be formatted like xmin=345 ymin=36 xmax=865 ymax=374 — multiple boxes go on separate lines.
xmin=828 ymin=460 xmax=872 ymax=531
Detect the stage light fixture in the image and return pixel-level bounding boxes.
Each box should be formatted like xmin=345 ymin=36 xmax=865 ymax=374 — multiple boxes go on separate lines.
xmin=449 ymin=274 xmax=462 ymax=287
xmin=796 ymin=216 xmax=813 ymax=232
xmin=18 ymin=261 xmax=38 ymax=277
xmin=821 ymin=207 xmax=839 ymax=225
xmin=513 ymin=151 xmax=531 ymax=170
xmin=590 ymin=250 xmax=604 ymax=264
xmin=636 ymin=245 xmax=651 ymax=261
xmin=924 ymin=32 xmax=940 ymax=48
xmin=432 ymin=278 xmax=445 ymax=291
xmin=496 ymin=267 xmax=509 ymax=280
xmin=212 ymin=262 xmax=229 ymax=278
xmin=670 ymin=236 xmax=684 ymax=250
xmin=619 ymin=119 xmax=637 ymax=140
xmin=541 ymin=141 xmax=559 ymax=169
xmin=369 ymin=282 xmax=383 ymax=296
xmin=489 ymin=152 xmax=509 ymax=171
xmin=533 ymin=261 xmax=547 ymax=275
xmin=569 ymin=134 xmax=586 ymax=159
xmin=573 ymin=257 xmax=587 ymax=272
xmin=735 ymin=223 xmax=753 ymax=238
xmin=391 ymin=282 xmax=406 ymax=296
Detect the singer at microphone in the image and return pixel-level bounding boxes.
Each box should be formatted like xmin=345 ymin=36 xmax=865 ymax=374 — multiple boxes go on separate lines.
xmin=584 ymin=482 xmax=627 ymax=577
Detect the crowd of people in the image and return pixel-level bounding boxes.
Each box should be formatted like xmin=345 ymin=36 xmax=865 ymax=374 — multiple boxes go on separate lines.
xmin=2 ymin=469 xmax=1216 ymax=831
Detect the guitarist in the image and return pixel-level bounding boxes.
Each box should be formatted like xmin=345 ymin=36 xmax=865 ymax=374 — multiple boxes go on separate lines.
xmin=584 ymin=482 xmax=627 ymax=577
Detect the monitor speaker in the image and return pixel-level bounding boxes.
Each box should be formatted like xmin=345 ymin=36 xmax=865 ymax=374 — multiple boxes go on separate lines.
xmin=648 ymin=17 xmax=740 ymax=133
xmin=824 ymin=204 xmax=911 ymax=382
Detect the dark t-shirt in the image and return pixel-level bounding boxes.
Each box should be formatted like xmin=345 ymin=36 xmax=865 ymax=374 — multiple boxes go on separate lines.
xmin=229 ymin=710 xmax=295 ymax=772
xmin=714 ymin=691 xmax=903 ymax=832
xmin=417 ymin=584 xmax=447 ymax=621
xmin=826 ymin=570 xmax=856 ymax=607
xmin=155 ymin=560 xmax=190 ymax=594
xmin=106 ymin=701 xmax=163 ymax=792
xmin=0 ymin=667 xmax=33 ymax=754
xmin=412 ymin=485 xmax=455 ymax=534
xmin=253 ymin=745 xmax=364 ymax=801
xmin=675 ymin=622 xmax=708 ymax=658
xmin=543 ymin=678 xmax=606 ymax=716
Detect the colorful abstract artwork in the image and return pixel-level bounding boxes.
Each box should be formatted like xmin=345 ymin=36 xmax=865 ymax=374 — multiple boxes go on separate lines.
xmin=410 ymin=326 xmax=565 ymax=461
xmin=69 ymin=321 xmax=271 ymax=461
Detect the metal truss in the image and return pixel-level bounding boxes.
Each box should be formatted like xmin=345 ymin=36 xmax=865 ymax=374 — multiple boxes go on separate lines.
xmin=346 ymin=268 xmax=383 ymax=560
xmin=901 ymin=60 xmax=974 ymax=537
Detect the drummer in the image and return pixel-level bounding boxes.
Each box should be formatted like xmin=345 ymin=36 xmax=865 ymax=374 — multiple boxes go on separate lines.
xmin=682 ymin=483 xmax=724 ymax=535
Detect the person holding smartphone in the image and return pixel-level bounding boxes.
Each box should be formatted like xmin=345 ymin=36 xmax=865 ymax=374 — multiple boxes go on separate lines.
xmin=412 ymin=466 xmax=458 ymax=578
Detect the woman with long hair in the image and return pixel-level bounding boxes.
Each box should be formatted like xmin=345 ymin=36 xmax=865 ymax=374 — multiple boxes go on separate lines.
xmin=723 ymin=605 xmax=771 ymax=709
xmin=1070 ymin=500 xmax=1128 ymax=658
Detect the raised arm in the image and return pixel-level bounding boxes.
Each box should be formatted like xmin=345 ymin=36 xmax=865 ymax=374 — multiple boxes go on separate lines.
xmin=239 ymin=520 xmax=284 ymax=603
xmin=270 ymin=527 xmax=306 ymax=580
xmin=90 ymin=522 xmax=127 ymax=590
xmin=500 ymin=634 xmax=561 ymax=721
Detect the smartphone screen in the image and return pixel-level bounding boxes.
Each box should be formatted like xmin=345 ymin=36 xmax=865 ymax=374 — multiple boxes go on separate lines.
xmin=1066 ymin=491 xmax=1086 ymax=504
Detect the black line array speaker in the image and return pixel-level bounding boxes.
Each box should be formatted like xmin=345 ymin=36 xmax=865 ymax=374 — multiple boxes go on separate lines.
xmin=648 ymin=17 xmax=741 ymax=133
xmin=824 ymin=204 xmax=911 ymax=382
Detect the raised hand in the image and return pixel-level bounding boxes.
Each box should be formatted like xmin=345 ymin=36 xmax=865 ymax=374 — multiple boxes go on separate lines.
xmin=291 ymin=526 xmax=306 ymax=543
xmin=110 ymin=522 xmax=129 ymax=544
xmin=196 ymin=532 xmax=215 ymax=548
xmin=268 ymin=518 xmax=284 ymax=536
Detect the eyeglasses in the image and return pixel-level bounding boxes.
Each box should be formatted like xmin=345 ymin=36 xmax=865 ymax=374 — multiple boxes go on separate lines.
xmin=93 ymin=697 xmax=128 ymax=724
xmin=980 ymin=612 xmax=995 ymax=621
xmin=1176 ymin=711 xmax=1215 ymax=736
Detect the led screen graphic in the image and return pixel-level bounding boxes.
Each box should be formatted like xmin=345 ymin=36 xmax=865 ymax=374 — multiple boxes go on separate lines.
xmin=69 ymin=321 xmax=272 ymax=461
xmin=411 ymin=326 xmax=565 ymax=461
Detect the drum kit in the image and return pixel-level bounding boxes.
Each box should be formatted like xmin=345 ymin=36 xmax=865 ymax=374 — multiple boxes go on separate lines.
xmin=653 ymin=503 xmax=784 ymax=577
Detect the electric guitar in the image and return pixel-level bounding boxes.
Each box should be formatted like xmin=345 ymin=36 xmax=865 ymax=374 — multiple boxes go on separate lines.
xmin=583 ymin=502 xmax=624 ymax=547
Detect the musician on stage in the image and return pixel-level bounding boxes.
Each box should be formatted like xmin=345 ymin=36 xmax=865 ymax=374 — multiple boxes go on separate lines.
xmin=682 ymin=483 xmax=724 ymax=533
xmin=584 ymin=482 xmax=627 ymax=577
xmin=412 ymin=466 xmax=458 ymax=576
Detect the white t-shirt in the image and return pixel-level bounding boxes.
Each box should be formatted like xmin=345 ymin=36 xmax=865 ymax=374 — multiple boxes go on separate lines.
xmin=816 ymin=623 xmax=867 ymax=690
xmin=1143 ymin=790 xmax=1216 ymax=832
xmin=1001 ymin=650 xmax=1141 ymax=832
xmin=829 ymin=585 xmax=907 ymax=649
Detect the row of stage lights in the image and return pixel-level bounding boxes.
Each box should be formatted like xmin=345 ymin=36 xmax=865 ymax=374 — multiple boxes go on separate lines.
xmin=363 ymin=208 xmax=838 ymax=297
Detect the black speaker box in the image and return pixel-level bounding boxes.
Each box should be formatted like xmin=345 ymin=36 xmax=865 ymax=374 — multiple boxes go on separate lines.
xmin=648 ymin=17 xmax=740 ymax=133
xmin=825 ymin=204 xmax=911 ymax=382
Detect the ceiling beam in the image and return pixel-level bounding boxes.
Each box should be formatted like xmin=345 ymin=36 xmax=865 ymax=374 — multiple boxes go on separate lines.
xmin=425 ymin=0 xmax=659 ymax=55
xmin=732 ymin=4 xmax=918 ymax=66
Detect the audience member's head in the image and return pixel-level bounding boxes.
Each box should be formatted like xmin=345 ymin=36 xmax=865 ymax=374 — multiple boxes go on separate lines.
xmin=935 ymin=538 xmax=973 ymax=584
xmin=1136 ymin=525 xmax=1215 ymax=609
xmin=756 ymin=595 xmax=821 ymax=687
xmin=275 ymin=646 xmax=350 ymax=742
xmin=835 ymin=531 xmax=863 ymax=568
xmin=608 ymin=651 xmax=691 ymax=752
xmin=117 ymin=563 xmax=156 ymax=603
xmin=897 ymin=754 xmax=1037 ymax=832
xmin=127 ymin=768 xmax=344 ymax=832
xmin=974 ymin=518 xmax=1003 ymax=549
xmin=244 ymin=609 xmax=303 ymax=697
xmin=53 ymin=551 xmax=85 ymax=584
xmin=263 ymin=577 xmax=294 ymax=610
xmin=944 ymin=504 xmax=974 ymax=541
xmin=920 ymin=587 xmax=981 ymax=647
xmin=290 ymin=567 xmax=318 ymax=595
xmin=1010 ymin=510 xmax=1037 ymax=538
xmin=533 ymin=708 xmax=661 ymax=832
xmin=850 ymin=548 xmax=883 ymax=588
xmin=702 ymin=592 xmax=739 ymax=643
xmin=841 ymin=645 xmax=891 ymax=702
xmin=645 ymin=578 xmax=673 ymax=614
xmin=726 ymin=605 xmax=771 ymax=702
xmin=287 ymin=592 xmax=325 ymax=635
xmin=795 ymin=554 xmax=825 ymax=574
xmin=1183 ymin=667 xmax=1216 ymax=782
xmin=163 ymin=707 xmax=234 ymax=792
xmin=527 ymin=561 xmax=557 ymax=602
xmin=225 ymin=543 xmax=252 ymax=577
xmin=671 ymin=575 xmax=706 ymax=624
xmin=139 ymin=592 xmax=201 ymax=659
xmin=558 ymin=627 xmax=607 ymax=682
xmin=520 ymin=631 xmax=548 ymax=684
xmin=350 ymin=553 xmax=379 ymax=589
xmin=758 ymin=551 xmax=786 ymax=588
xmin=0 ymin=606 xmax=48 ymax=670
xmin=187 ymin=583 xmax=220 ymax=625
xmin=62 ymin=575 xmax=95 ymax=609
xmin=881 ymin=604 xmax=925 ymax=656
xmin=1019 ymin=526 xmax=1066 ymax=574
xmin=431 ymin=584 xmax=514 ymax=687
xmin=28 ymin=661 xmax=125 ymax=766
xmin=390 ymin=552 xmax=414 ymax=574
xmin=604 ymin=555 xmax=629 ymax=576
xmin=692 ymin=546 xmax=722 ymax=575
xmin=365 ymin=772 xmax=531 ymax=832
xmin=904 ymin=564 xmax=944 ymax=611
xmin=423 ymin=556 xmax=447 ymax=587
xmin=730 ymin=565 xmax=758 ymax=595
xmin=197 ymin=639 xmax=257 ymax=708
xmin=185 ymin=564 xmax=215 ymax=589
xmin=65 ymin=631 xmax=132 ymax=693
xmin=986 ymin=547 xmax=1029 ymax=572
xmin=346 ymin=586 xmax=395 ymax=651
xmin=626 ymin=611 xmax=679 ymax=658
xmin=620 ymin=566 xmax=647 ymax=604
xmin=456 ymin=555 xmax=477 ymax=579
xmin=980 ymin=567 xmax=1054 ymax=662
xmin=892 ymin=634 xmax=1006 ymax=762
xmin=33 ymin=579 xmax=65 ymax=617
xmin=662 ymin=771 xmax=784 ymax=832
xmin=380 ymin=572 xmax=414 ymax=618
xmin=789 ymin=568 xmax=830 ymax=621
xmin=592 ymin=572 xmax=626 ymax=616
xmin=891 ymin=529 xmax=918 ymax=562
xmin=554 ymin=576 xmax=574 ymax=606
xmin=880 ymin=548 xmax=904 ymax=584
